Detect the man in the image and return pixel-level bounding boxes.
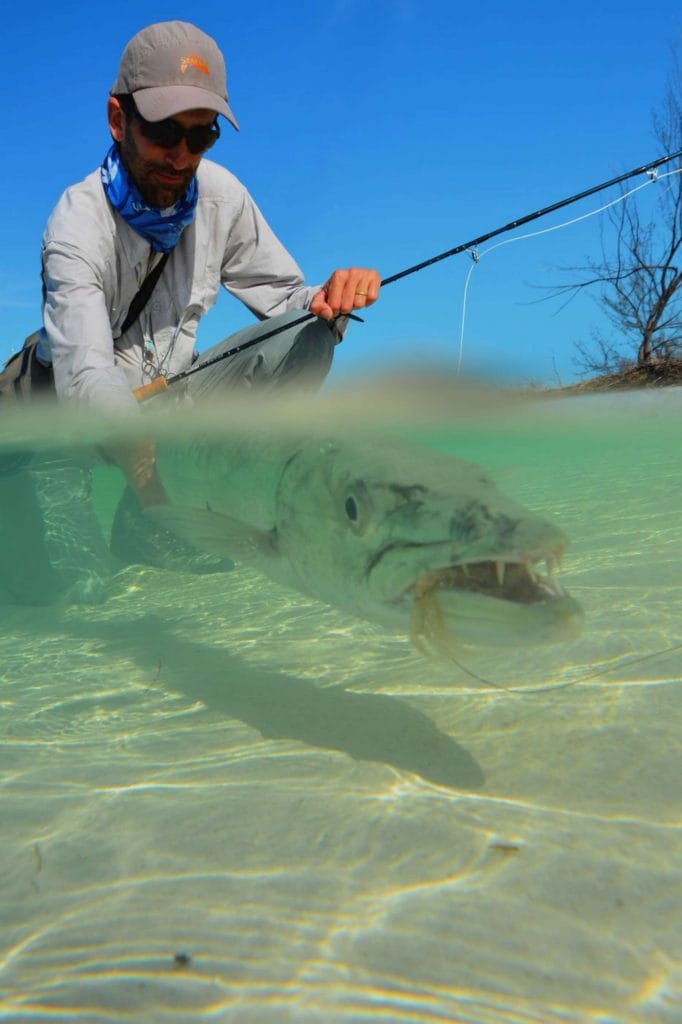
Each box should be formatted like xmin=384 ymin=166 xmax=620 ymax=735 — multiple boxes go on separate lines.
xmin=0 ymin=21 xmax=380 ymax=602
xmin=41 ymin=19 xmax=380 ymax=501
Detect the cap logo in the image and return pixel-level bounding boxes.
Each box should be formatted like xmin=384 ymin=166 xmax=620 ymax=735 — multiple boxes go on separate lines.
xmin=180 ymin=53 xmax=210 ymax=76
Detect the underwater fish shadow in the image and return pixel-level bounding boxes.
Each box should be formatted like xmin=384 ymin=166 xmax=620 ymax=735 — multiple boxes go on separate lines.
xmin=70 ymin=613 xmax=485 ymax=791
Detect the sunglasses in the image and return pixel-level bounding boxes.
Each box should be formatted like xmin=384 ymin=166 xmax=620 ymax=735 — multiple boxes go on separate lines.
xmin=121 ymin=98 xmax=221 ymax=154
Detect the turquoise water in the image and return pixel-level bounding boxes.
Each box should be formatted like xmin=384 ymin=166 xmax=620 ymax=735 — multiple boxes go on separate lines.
xmin=0 ymin=385 xmax=680 ymax=1022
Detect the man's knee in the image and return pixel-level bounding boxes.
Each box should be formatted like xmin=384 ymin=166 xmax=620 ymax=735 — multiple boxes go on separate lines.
xmin=262 ymin=317 xmax=334 ymax=389
xmin=188 ymin=311 xmax=336 ymax=396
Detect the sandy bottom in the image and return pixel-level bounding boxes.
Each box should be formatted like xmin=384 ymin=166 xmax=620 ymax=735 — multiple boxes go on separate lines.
xmin=0 ymin=391 xmax=680 ymax=1023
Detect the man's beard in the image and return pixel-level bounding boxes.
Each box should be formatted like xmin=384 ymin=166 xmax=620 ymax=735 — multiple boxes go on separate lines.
xmin=119 ymin=129 xmax=194 ymax=208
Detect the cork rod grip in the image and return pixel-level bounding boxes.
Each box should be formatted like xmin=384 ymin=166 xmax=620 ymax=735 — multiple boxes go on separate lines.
xmin=133 ymin=376 xmax=170 ymax=402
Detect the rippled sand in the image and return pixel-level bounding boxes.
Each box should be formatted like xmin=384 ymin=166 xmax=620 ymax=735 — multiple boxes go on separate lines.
xmin=0 ymin=385 xmax=680 ymax=1022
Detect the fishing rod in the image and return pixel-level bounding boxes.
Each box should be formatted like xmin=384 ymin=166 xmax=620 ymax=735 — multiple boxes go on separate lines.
xmin=133 ymin=146 xmax=682 ymax=402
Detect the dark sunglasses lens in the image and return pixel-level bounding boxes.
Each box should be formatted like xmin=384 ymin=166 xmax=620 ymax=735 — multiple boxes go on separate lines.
xmin=139 ymin=119 xmax=183 ymax=148
xmin=186 ymin=124 xmax=219 ymax=154
xmin=139 ymin=118 xmax=219 ymax=154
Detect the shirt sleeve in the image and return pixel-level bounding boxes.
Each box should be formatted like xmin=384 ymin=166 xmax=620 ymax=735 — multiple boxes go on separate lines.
xmin=42 ymin=241 xmax=140 ymax=412
xmin=219 ymin=189 xmax=319 ymax=319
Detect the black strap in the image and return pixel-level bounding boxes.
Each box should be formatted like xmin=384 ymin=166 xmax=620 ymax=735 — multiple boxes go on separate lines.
xmin=14 ymin=344 xmax=33 ymax=395
xmin=120 ymin=253 xmax=170 ymax=335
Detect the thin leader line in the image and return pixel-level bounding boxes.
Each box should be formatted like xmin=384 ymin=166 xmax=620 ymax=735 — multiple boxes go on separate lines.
xmin=455 ymin=166 xmax=682 ymax=373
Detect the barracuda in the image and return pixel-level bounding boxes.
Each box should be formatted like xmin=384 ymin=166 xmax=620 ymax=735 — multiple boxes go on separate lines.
xmin=149 ymin=432 xmax=583 ymax=652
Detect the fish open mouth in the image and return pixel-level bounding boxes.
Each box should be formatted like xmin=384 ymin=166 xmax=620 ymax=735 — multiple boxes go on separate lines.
xmin=413 ymin=548 xmax=566 ymax=606
xmin=405 ymin=546 xmax=580 ymax=653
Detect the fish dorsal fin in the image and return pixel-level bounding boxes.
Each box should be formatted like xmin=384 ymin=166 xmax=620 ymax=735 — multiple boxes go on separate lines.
xmin=145 ymin=504 xmax=277 ymax=560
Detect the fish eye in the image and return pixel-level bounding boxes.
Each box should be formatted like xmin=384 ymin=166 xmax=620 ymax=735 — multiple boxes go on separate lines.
xmin=345 ymin=496 xmax=359 ymax=522
xmin=339 ymin=479 xmax=372 ymax=534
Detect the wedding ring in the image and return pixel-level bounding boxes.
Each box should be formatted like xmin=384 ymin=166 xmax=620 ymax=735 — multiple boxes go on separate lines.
xmin=355 ymin=290 xmax=368 ymax=296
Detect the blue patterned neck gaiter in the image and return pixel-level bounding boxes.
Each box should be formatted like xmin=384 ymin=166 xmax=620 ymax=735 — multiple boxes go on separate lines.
xmin=100 ymin=145 xmax=198 ymax=253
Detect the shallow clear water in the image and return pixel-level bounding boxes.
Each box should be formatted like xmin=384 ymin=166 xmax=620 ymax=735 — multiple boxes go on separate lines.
xmin=0 ymin=384 xmax=680 ymax=1023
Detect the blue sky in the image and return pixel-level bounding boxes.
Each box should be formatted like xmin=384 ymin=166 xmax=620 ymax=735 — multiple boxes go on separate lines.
xmin=3 ymin=0 xmax=681 ymax=386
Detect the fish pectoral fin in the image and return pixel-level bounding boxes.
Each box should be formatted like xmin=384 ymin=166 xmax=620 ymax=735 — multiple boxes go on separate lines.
xmin=144 ymin=505 xmax=275 ymax=559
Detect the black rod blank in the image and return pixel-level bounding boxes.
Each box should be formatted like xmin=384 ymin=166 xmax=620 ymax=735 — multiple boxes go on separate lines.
xmin=167 ymin=147 xmax=682 ymax=386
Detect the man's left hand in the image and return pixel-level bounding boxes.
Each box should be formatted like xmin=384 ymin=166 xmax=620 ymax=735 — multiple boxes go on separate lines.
xmin=310 ymin=267 xmax=381 ymax=320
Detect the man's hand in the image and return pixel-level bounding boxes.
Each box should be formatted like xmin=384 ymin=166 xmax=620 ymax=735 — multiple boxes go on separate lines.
xmin=310 ymin=267 xmax=381 ymax=320
xmin=99 ymin=439 xmax=169 ymax=508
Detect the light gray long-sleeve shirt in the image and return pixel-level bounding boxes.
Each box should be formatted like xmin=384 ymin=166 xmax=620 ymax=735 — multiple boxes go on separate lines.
xmin=39 ymin=158 xmax=319 ymax=410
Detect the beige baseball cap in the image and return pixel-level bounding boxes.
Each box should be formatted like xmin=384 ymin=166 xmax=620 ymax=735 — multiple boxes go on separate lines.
xmin=111 ymin=21 xmax=239 ymax=129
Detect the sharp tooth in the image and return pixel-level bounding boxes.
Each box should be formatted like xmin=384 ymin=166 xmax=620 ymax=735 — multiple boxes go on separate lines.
xmin=545 ymin=557 xmax=555 ymax=578
xmin=461 ymin=564 xmax=470 ymax=577
xmin=556 ymin=546 xmax=565 ymax=570
xmin=495 ymin=560 xmax=505 ymax=586
xmin=524 ymin=560 xmax=537 ymax=583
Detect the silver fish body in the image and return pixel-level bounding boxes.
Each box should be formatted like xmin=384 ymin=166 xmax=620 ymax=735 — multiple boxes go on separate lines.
xmin=152 ymin=432 xmax=582 ymax=651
